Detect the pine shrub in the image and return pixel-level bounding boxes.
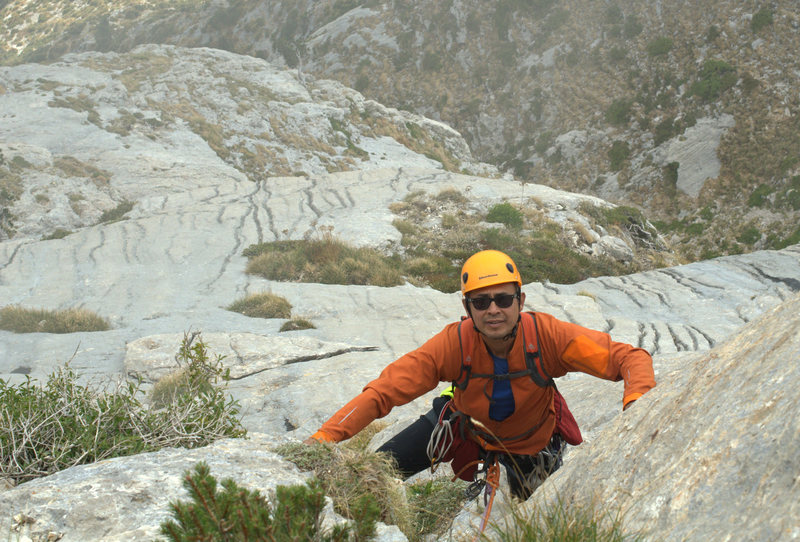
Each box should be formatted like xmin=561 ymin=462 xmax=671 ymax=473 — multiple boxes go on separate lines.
xmin=159 ymin=462 xmax=362 ymax=541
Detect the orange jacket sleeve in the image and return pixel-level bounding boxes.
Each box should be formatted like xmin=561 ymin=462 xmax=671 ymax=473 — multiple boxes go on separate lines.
xmin=533 ymin=312 xmax=656 ymax=408
xmin=315 ymin=323 xmax=463 ymax=443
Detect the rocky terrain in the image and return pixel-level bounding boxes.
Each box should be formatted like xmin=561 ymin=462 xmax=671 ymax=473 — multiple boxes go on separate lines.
xmin=2 ymin=0 xmax=799 ymax=260
xmin=0 ymin=38 xmax=799 ymax=542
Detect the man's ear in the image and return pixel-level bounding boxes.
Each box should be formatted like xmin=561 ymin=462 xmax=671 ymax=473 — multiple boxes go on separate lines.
xmin=519 ymin=291 xmax=526 ymax=309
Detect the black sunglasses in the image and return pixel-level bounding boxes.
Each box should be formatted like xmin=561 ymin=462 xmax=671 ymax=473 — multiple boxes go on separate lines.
xmin=466 ymin=293 xmax=519 ymax=311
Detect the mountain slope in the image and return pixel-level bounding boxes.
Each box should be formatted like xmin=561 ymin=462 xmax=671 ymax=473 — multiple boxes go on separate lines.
xmin=2 ymin=0 xmax=798 ymax=261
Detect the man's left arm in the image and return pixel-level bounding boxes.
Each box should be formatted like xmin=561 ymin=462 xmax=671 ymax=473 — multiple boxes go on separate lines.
xmin=536 ymin=313 xmax=656 ymax=408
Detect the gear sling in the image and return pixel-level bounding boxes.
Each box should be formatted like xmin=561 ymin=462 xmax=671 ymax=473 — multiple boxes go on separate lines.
xmin=427 ymin=311 xmax=583 ymax=483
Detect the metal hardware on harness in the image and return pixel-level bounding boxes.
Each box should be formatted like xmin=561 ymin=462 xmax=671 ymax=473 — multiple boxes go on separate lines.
xmin=464 ymin=478 xmax=485 ymax=500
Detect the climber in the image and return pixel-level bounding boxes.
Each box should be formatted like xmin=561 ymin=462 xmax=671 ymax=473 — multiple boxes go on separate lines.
xmin=305 ymin=249 xmax=656 ymax=500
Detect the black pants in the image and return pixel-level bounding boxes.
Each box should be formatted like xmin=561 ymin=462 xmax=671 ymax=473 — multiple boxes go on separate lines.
xmin=376 ymin=397 xmax=565 ymax=500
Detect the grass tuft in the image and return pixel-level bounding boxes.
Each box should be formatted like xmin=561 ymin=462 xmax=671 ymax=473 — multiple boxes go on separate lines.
xmin=227 ymin=292 xmax=292 ymax=319
xmin=491 ymin=494 xmax=644 ymax=542
xmin=0 ymin=305 xmax=110 ymax=333
xmin=280 ymin=317 xmax=316 ymax=332
xmin=244 ymin=233 xmax=404 ymax=287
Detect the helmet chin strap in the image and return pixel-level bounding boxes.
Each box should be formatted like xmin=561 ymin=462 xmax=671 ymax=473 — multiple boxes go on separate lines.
xmin=501 ymin=313 xmax=522 ymax=341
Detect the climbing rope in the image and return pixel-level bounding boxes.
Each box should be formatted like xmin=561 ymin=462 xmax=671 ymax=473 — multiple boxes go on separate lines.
xmin=426 ymin=405 xmax=455 ymax=471
xmin=474 ymin=455 xmax=501 ymax=541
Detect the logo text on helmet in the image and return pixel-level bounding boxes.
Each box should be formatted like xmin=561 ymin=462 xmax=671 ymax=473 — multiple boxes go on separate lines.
xmin=478 ymin=273 xmax=499 ymax=280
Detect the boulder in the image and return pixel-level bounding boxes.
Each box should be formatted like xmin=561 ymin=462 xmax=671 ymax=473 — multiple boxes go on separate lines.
xmin=501 ymin=292 xmax=800 ymax=542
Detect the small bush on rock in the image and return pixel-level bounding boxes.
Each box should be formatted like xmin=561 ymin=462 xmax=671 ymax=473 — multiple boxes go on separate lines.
xmin=159 ymin=462 xmax=362 ymax=542
xmin=0 ymin=333 xmax=244 ymax=484
xmin=486 ymin=202 xmax=524 ymax=228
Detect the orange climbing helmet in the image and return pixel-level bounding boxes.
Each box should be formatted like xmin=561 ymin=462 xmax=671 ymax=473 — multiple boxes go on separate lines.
xmin=460 ymin=250 xmax=522 ymax=296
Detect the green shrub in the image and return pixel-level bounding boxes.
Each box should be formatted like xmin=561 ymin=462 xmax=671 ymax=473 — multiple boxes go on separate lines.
xmin=159 ymin=463 xmax=359 ymax=541
xmin=604 ymin=5 xmax=623 ymax=24
xmin=486 ymin=202 xmax=524 ymax=228
xmin=664 ymin=162 xmax=679 ymax=188
xmin=422 ymin=51 xmax=443 ymax=71
xmin=772 ymin=226 xmax=800 ymax=249
xmin=685 ymin=222 xmax=704 ymax=235
xmin=608 ymin=140 xmax=630 ymax=171
xmin=481 ymin=227 xmax=626 ymax=285
xmin=690 ymin=59 xmax=737 ymax=102
xmin=605 ymin=98 xmax=632 ymax=125
xmin=535 ymin=131 xmax=555 ymax=154
xmin=0 ymin=305 xmax=110 ymax=333
xmin=751 ymin=8 xmax=773 ymax=33
xmin=227 ymin=292 xmax=292 ymax=319
xmin=653 ymin=117 xmax=676 ymax=146
xmin=42 ymin=228 xmax=73 ymax=240
xmin=607 ymin=46 xmax=627 ymax=63
xmin=647 ymin=37 xmax=673 ymax=57
xmin=748 ymin=184 xmax=773 ymax=207
xmin=0 ymin=333 xmax=244 ymax=484
xmin=777 ymin=176 xmax=800 ymax=210
xmin=737 ymin=226 xmax=761 ymax=245
xmin=623 ymin=16 xmax=643 ymax=38
xmin=98 ymin=200 xmax=133 ymax=224
xmin=354 ymin=73 xmax=370 ymax=92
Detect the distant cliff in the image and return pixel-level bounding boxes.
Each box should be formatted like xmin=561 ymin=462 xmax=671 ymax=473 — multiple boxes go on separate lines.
xmin=2 ymin=0 xmax=799 ymax=260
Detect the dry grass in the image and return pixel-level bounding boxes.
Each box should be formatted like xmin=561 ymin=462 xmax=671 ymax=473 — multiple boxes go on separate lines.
xmin=276 ymin=432 xmax=411 ymax=535
xmin=227 ymin=292 xmax=292 ymax=319
xmin=54 ymin=156 xmax=112 ymax=185
xmin=279 ymin=317 xmax=316 ymax=332
xmin=0 ymin=305 xmax=110 ymax=333
xmin=244 ymin=234 xmax=405 ymax=287
xmin=491 ymin=493 xmax=644 ymax=542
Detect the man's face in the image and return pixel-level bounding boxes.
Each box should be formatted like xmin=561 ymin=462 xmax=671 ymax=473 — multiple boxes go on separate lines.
xmin=463 ymin=282 xmax=525 ymax=341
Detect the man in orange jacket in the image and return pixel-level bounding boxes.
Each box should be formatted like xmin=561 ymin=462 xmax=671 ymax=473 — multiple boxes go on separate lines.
xmin=306 ymin=249 xmax=656 ymax=499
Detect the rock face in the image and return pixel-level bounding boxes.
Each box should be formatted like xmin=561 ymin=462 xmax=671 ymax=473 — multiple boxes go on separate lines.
xmin=0 ymin=434 xmax=311 ymax=542
xmin=517 ymin=293 xmax=800 ymax=542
